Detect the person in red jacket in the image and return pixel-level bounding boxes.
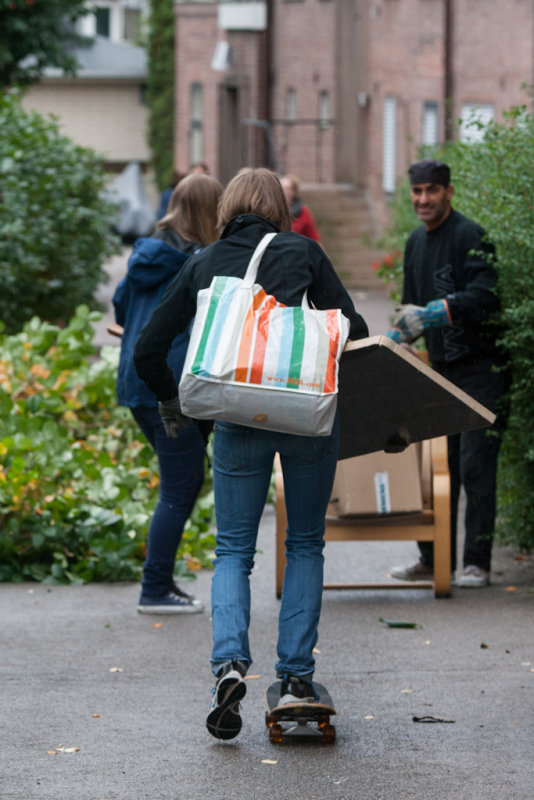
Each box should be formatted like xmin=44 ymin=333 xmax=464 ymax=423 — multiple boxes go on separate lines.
xmin=281 ymin=174 xmax=322 ymax=243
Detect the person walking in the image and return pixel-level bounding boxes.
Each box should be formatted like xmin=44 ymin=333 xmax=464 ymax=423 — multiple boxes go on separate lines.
xmin=113 ymin=172 xmax=223 ymax=613
xmin=280 ymin=173 xmax=322 ymax=243
xmin=134 ymin=167 xmax=368 ymax=739
xmin=386 ymin=159 xmax=506 ymax=588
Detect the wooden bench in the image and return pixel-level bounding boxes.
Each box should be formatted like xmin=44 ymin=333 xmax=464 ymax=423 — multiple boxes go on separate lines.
xmin=275 ymin=436 xmax=451 ymax=599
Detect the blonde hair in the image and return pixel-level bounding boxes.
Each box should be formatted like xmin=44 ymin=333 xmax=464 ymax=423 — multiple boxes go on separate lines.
xmin=217 ymin=168 xmax=291 ymax=232
xmin=158 ymin=173 xmax=223 ymax=245
xmin=282 ymin=173 xmax=301 ymax=197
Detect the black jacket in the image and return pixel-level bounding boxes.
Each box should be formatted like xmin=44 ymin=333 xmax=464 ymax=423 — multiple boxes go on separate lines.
xmin=402 ymin=209 xmax=500 ymax=365
xmin=134 ymin=214 xmax=368 ymax=401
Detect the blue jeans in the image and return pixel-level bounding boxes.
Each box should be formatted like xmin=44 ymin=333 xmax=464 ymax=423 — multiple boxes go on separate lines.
xmin=210 ymin=416 xmax=339 ymax=678
xmin=131 ymin=407 xmax=206 ymax=597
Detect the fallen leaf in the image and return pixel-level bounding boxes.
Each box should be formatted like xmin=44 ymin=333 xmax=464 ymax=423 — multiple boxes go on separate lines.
xmin=152 ymin=623 xmax=163 ymax=629
xmin=505 ymin=586 xmax=517 ymax=592
xmin=109 ymin=667 xmax=123 ymax=673
xmin=92 ymin=713 xmax=101 ymax=718
xmin=261 ymin=759 xmax=278 ymax=765
xmin=379 ymin=617 xmax=419 ymax=629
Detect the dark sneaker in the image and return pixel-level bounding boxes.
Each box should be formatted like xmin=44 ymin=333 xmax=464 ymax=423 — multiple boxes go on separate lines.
xmin=206 ymin=660 xmax=247 ymax=740
xmin=279 ymin=675 xmax=318 ymax=706
xmin=389 ymin=560 xmax=433 ymax=581
xmin=456 ymin=565 xmax=490 ymax=588
xmin=170 ymin=583 xmax=197 ymax=601
xmin=137 ymin=591 xmax=204 ymax=615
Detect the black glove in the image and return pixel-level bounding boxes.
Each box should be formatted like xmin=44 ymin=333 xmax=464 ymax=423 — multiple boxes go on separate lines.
xmin=158 ymin=396 xmax=190 ymax=438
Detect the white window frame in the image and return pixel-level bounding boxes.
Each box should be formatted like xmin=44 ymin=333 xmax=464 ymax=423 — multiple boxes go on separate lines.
xmin=460 ymin=104 xmax=495 ymax=144
xmin=422 ymin=101 xmax=439 ymax=147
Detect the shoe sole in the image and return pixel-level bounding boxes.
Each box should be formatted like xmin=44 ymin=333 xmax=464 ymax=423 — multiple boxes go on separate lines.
xmin=206 ymin=678 xmax=247 ymax=740
xmin=137 ymin=603 xmax=204 ymax=614
xmin=456 ymin=581 xmax=489 ymax=588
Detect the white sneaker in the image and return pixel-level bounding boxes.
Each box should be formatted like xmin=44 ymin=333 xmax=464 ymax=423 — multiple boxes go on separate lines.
xmin=456 ymin=565 xmax=490 ymax=588
xmin=390 ymin=560 xmax=433 ymax=581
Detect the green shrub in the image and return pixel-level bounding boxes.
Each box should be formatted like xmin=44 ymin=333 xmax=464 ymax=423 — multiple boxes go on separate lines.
xmin=375 ymin=101 xmax=534 ymax=551
xmin=0 ymin=89 xmax=121 ymax=333
xmin=0 ymin=307 xmax=216 ymax=584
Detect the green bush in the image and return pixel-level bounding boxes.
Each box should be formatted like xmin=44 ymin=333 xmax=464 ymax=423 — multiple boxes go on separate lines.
xmin=375 ymin=102 xmax=534 ymax=551
xmin=0 ymin=307 xmax=216 ymax=584
xmin=0 ymin=89 xmax=121 ymax=333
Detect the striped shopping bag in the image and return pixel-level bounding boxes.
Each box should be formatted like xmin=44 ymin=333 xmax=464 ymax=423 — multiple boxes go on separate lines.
xmin=179 ymin=233 xmax=350 ymax=435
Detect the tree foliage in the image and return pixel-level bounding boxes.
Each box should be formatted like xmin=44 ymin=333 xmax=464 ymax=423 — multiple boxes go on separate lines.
xmin=0 ymin=89 xmax=121 ymax=333
xmin=0 ymin=307 xmax=216 ymax=584
xmin=146 ymin=0 xmax=175 ymax=191
xmin=375 ymin=100 xmax=534 ymax=551
xmin=0 ymin=0 xmax=91 ymax=89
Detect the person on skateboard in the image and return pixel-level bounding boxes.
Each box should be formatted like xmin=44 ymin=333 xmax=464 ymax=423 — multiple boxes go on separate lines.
xmin=134 ymin=168 xmax=369 ymax=739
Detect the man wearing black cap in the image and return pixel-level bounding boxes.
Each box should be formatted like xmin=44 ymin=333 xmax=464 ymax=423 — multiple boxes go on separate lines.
xmin=386 ymin=159 xmax=505 ymax=588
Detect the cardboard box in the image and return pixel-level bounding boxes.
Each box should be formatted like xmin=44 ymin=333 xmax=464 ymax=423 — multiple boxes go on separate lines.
xmin=328 ymin=445 xmax=423 ymax=517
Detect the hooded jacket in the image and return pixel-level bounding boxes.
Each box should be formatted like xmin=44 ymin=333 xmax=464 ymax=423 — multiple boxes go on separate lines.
xmin=112 ymin=234 xmax=193 ymax=407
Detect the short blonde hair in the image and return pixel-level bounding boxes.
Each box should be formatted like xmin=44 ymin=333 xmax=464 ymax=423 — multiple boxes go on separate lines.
xmin=217 ymin=168 xmax=291 ymax=232
xmin=158 ymin=173 xmax=223 ymax=245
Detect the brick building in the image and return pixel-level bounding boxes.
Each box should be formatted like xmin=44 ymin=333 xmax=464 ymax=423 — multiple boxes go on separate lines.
xmin=174 ymin=0 xmax=534 ymax=230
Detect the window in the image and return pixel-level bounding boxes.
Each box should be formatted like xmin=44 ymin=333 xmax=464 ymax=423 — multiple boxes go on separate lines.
xmin=124 ymin=9 xmax=142 ymax=43
xmin=382 ymin=97 xmax=396 ymax=193
xmin=189 ymin=83 xmax=204 ymax=165
xmin=460 ymin=104 xmax=495 ymax=143
xmin=319 ymin=90 xmax=329 ymax=129
xmin=95 ymin=7 xmax=110 ymax=37
xmin=422 ymin=101 xmax=438 ymax=146
xmin=286 ymin=88 xmax=297 ymax=122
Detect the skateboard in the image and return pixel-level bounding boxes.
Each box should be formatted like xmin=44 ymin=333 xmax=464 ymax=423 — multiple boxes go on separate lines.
xmin=337 ymin=335 xmax=496 ymax=460
xmin=265 ymin=681 xmax=336 ymax=744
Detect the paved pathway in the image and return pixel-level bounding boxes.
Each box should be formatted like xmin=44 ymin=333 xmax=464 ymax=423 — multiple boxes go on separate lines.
xmin=2 ymin=251 xmax=532 ymax=799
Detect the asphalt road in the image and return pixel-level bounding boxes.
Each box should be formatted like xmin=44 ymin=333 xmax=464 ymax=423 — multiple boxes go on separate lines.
xmin=1 ymin=512 xmax=533 ymax=800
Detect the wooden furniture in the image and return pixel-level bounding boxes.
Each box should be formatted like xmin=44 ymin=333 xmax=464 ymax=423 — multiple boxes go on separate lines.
xmin=275 ymin=436 xmax=451 ymax=599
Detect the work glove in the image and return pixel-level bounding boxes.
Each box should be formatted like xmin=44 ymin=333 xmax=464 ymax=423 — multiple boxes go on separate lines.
xmin=158 ymin=396 xmax=190 ymax=438
xmin=386 ymin=299 xmax=451 ymax=344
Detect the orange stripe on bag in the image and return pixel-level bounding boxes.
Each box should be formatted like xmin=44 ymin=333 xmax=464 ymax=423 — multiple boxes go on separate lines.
xmin=249 ymin=295 xmax=277 ymax=384
xmin=324 ymin=310 xmax=341 ymax=394
xmin=234 ymin=287 xmax=269 ymax=382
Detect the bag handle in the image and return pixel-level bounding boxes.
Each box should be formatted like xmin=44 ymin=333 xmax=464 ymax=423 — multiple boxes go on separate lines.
xmin=242 ymin=232 xmax=278 ymax=287
xmin=242 ymin=231 xmax=313 ymax=311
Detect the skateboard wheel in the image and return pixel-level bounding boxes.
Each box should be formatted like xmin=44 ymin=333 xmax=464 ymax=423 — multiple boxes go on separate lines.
xmin=322 ymin=724 xmax=336 ymax=744
xmin=269 ymin=724 xmax=283 ymax=744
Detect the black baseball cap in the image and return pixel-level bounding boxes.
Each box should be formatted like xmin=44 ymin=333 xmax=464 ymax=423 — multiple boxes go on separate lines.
xmin=408 ymin=159 xmax=451 ymax=187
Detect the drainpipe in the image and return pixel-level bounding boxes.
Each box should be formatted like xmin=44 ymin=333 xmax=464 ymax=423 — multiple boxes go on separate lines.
xmin=258 ymin=0 xmax=274 ymax=166
xmin=444 ymin=0 xmax=454 ymax=141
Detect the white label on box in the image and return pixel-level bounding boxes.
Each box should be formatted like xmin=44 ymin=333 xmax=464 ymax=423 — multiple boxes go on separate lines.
xmin=374 ymin=471 xmax=391 ymax=514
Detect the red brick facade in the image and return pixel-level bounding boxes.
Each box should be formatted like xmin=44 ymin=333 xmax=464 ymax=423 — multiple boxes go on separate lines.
xmin=174 ymin=0 xmax=533 ymax=229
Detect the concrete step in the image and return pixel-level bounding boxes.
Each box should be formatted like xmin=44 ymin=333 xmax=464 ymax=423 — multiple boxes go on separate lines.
xmin=293 ymin=184 xmax=387 ymax=290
